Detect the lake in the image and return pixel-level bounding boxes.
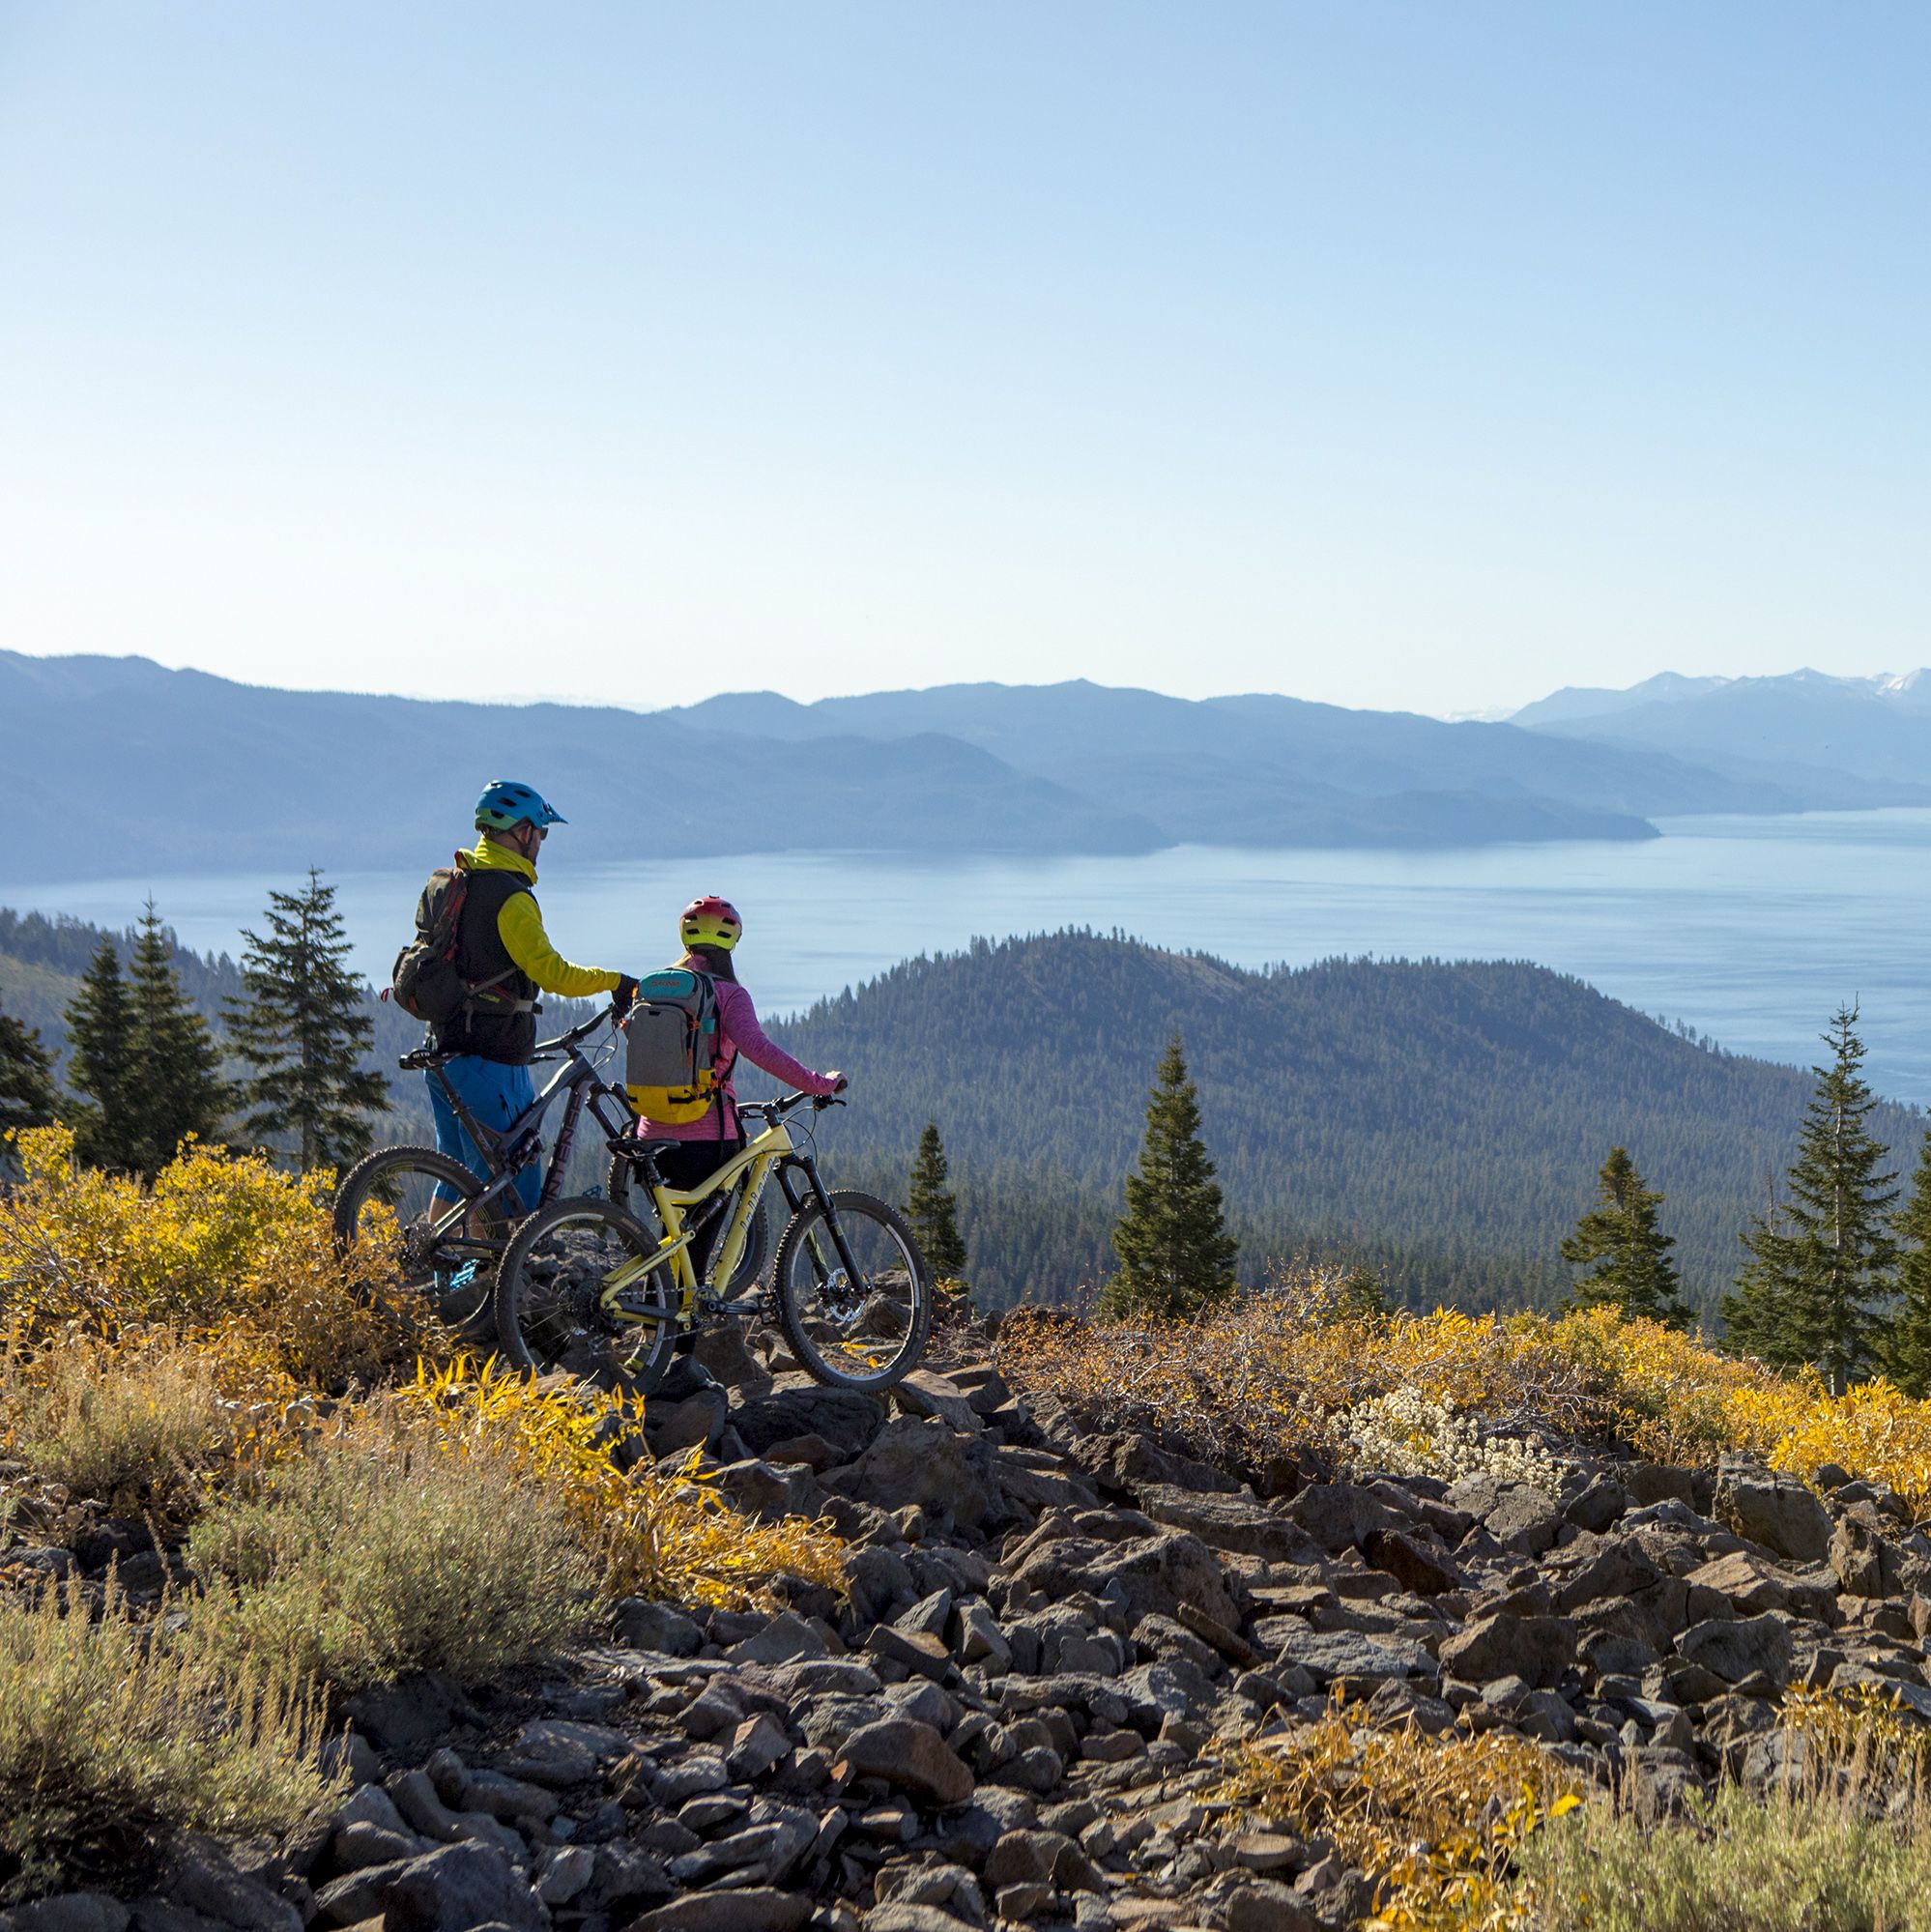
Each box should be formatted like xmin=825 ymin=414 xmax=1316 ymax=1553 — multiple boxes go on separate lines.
xmin=8 ymin=807 xmax=1931 ymax=1105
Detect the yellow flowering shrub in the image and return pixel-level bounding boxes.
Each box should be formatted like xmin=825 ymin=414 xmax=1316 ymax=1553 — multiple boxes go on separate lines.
xmin=1001 ymin=1273 xmax=1931 ymax=1510
xmin=0 ymin=1125 xmax=438 ymax=1388
xmin=1215 ymin=1707 xmax=1580 ymax=1930
xmin=398 ymin=1357 xmax=848 ymax=1610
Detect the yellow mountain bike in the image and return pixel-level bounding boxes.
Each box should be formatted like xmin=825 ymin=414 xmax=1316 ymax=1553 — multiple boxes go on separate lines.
xmin=491 ymin=1087 xmax=933 ymax=1394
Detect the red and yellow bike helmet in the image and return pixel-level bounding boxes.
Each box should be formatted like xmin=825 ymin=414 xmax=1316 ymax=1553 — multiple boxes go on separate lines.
xmin=680 ymin=895 xmax=742 ymax=952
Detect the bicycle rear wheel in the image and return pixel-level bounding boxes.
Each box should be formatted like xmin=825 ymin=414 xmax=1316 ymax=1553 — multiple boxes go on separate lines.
xmin=332 ymin=1145 xmax=505 ymax=1334
xmin=494 ymin=1196 xmax=678 ymax=1394
xmin=771 ymin=1190 xmax=932 ymax=1392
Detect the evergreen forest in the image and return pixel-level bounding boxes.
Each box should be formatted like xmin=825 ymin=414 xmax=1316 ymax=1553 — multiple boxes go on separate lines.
xmin=766 ymin=931 xmax=1923 ymax=1317
xmin=4 ymin=909 xmax=1922 ymax=1322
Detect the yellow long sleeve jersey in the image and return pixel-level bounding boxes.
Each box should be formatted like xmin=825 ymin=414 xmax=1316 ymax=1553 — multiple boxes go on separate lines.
xmin=466 ymin=841 xmax=623 ymax=999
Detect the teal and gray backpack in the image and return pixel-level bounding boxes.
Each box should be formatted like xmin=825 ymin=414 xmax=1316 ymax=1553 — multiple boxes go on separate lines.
xmin=622 ymin=966 xmax=723 ymax=1124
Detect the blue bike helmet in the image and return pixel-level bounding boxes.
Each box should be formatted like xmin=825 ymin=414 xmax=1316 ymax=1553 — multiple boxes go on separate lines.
xmin=475 ymin=779 xmax=567 ymax=832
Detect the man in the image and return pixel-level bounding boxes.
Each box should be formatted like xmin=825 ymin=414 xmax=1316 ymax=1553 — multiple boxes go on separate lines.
xmin=428 ymin=779 xmax=637 ymax=1210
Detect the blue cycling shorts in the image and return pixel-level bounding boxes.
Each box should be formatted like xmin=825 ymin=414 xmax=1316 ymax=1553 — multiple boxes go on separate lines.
xmin=425 ymin=1057 xmax=542 ymax=1214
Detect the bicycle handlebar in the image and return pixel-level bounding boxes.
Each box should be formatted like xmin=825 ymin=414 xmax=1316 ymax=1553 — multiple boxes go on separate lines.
xmin=740 ymin=1086 xmax=848 ymax=1120
xmin=534 ymin=1001 xmax=625 ymax=1056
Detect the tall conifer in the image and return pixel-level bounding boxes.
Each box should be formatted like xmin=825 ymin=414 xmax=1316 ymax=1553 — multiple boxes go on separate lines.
xmin=1103 ymin=1033 xmax=1239 ymax=1321
xmin=1886 ymin=1130 xmax=1931 ymax=1397
xmin=226 ymin=870 xmax=386 ymax=1171
xmin=66 ymin=908 xmax=230 ymax=1178
xmin=1721 ymin=1004 xmax=1898 ymax=1389
xmin=65 ymin=937 xmax=141 ymax=1172
xmin=1560 ymin=1146 xmax=1690 ymax=1327
xmin=905 ymin=1121 xmax=967 ymax=1280
xmin=0 ymin=995 xmax=58 ymax=1151
xmin=124 ymin=903 xmax=231 ymax=1175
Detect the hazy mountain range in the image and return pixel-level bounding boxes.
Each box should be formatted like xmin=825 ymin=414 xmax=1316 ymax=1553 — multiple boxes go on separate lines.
xmin=8 ymin=650 xmax=1929 ymax=879
xmin=1512 ymin=668 xmax=1931 ymax=793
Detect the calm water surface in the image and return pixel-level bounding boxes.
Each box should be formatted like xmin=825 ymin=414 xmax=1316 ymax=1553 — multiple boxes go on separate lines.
xmin=8 ymin=809 xmax=1931 ymax=1103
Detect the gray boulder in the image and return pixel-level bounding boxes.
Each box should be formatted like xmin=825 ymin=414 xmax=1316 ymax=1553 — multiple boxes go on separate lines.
xmin=732 ymin=1388 xmax=886 ymax=1459
xmin=841 ymin=1418 xmax=999 ymax=1529
xmin=1438 ymin=1613 xmax=1575 ymax=1689
xmin=1283 ymin=1483 xmax=1391 ymax=1554
xmin=838 ymin=1716 xmax=975 ymax=1806
xmin=999 ymin=1528 xmax=1240 ymax=1629
xmin=1137 ymin=1484 xmax=1308 ymax=1561
xmin=376 ymin=1843 xmax=543 ymax=1932
xmin=1676 ymin=1614 xmax=1794 ymax=1687
xmin=1715 ymin=1457 xmax=1831 ymax=1565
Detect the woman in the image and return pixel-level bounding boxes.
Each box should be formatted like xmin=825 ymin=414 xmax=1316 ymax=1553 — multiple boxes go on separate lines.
xmin=635 ymin=896 xmax=844 ymax=1268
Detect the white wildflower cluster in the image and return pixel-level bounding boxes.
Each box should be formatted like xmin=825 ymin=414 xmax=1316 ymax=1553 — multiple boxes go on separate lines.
xmin=1342 ymin=1384 xmax=1565 ymax=1494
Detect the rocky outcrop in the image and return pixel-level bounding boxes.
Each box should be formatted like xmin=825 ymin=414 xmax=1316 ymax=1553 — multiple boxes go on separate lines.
xmin=14 ymin=1326 xmax=1931 ymax=1932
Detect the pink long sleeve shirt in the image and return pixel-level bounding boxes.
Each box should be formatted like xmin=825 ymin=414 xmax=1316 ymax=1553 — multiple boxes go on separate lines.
xmin=634 ymin=963 xmax=838 ymax=1141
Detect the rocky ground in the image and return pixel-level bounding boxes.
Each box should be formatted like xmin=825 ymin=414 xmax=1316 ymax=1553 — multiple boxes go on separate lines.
xmin=10 ymin=1318 xmax=1931 ymax=1932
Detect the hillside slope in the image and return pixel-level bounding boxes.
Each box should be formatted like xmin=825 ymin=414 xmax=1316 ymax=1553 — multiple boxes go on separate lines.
xmin=773 ymin=933 xmax=1921 ymax=1314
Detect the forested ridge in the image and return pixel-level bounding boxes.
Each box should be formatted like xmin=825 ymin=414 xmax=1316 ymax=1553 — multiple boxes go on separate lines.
xmin=766 ymin=931 xmax=1922 ymax=1317
xmin=7 ymin=909 xmax=1919 ymax=1318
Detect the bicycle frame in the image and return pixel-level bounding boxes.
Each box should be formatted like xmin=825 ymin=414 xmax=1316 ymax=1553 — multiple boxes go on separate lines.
xmin=422 ymin=1029 xmax=634 ymax=1226
xmin=604 ymin=1108 xmax=859 ymax=1323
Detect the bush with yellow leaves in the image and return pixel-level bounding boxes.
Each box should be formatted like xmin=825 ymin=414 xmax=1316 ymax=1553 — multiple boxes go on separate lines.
xmin=1000 ymin=1273 xmax=1931 ymax=1510
xmin=1215 ymin=1706 xmax=1581 ymax=1930
xmin=0 ymin=1124 xmax=440 ymax=1389
xmin=397 ymin=1357 xmax=848 ymax=1610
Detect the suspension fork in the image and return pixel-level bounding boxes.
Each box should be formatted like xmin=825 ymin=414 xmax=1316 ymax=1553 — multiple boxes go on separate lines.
xmin=777 ymin=1155 xmax=867 ymax=1290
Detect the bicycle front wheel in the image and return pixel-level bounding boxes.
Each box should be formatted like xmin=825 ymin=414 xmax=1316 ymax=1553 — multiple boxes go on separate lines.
xmin=332 ymin=1145 xmax=506 ymax=1335
xmin=494 ymin=1196 xmax=678 ymax=1394
xmin=771 ymin=1190 xmax=932 ymax=1392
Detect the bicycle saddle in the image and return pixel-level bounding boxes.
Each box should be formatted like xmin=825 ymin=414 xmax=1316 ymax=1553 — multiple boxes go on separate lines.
xmin=398 ymin=1047 xmax=462 ymax=1071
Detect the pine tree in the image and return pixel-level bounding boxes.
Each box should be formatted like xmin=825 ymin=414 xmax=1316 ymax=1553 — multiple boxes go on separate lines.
xmin=1721 ymin=1004 xmax=1899 ymax=1390
xmin=1560 ymin=1146 xmax=1691 ymax=1327
xmin=905 ymin=1121 xmax=967 ymax=1280
xmin=0 ymin=995 xmax=58 ymax=1146
xmin=64 ymin=905 xmax=238 ymax=1180
xmin=1886 ymin=1130 xmax=1931 ymax=1397
xmin=226 ymin=870 xmax=387 ymax=1171
xmin=1102 ymin=1033 xmax=1239 ymax=1321
xmin=1337 ymin=1265 xmax=1391 ymax=1318
xmin=65 ymin=937 xmax=142 ymax=1172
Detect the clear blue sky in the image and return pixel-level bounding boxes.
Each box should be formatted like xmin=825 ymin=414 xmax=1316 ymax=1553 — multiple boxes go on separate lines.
xmin=1 ymin=3 xmax=1923 ymax=717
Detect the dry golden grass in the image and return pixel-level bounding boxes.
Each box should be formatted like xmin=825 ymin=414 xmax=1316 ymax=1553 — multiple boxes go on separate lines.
xmin=0 ymin=1572 xmax=340 ymax=1903
xmin=187 ymin=1396 xmax=599 ymax=1692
